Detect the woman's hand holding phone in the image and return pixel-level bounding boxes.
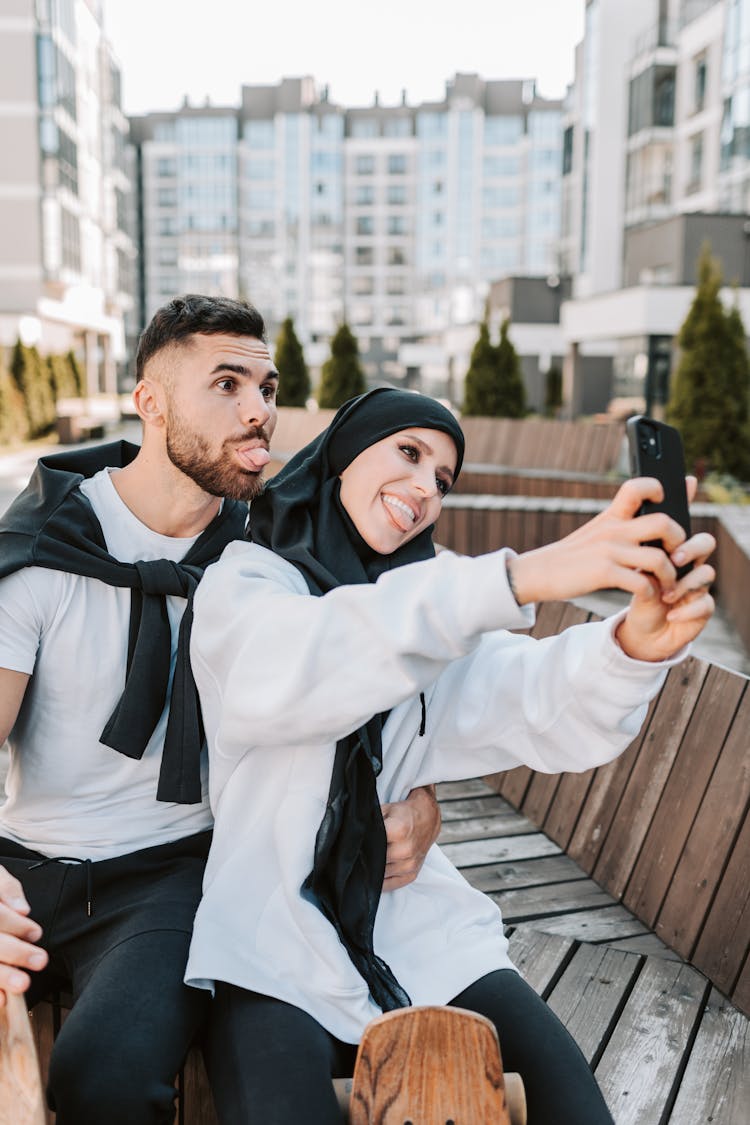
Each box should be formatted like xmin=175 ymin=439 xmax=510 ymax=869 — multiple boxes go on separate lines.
xmin=507 ymin=475 xmax=716 ymax=661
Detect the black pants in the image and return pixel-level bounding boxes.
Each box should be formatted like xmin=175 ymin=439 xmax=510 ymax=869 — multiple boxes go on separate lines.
xmin=205 ymin=970 xmax=614 ymax=1125
xmin=0 ymin=832 xmax=212 ymax=1125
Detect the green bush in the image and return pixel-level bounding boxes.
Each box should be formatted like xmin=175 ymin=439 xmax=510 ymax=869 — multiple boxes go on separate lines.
xmin=10 ymin=340 xmax=55 ymax=437
xmin=318 ymin=323 xmax=366 ymax=409
xmin=463 ymin=318 xmax=526 ymax=418
xmin=667 ymin=244 xmax=750 ymax=480
xmin=274 ymin=317 xmax=311 ymax=407
xmin=0 ymin=361 xmax=30 ymax=444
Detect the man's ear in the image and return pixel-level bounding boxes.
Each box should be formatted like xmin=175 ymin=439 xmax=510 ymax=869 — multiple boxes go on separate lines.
xmin=132 ymin=378 xmax=167 ymax=428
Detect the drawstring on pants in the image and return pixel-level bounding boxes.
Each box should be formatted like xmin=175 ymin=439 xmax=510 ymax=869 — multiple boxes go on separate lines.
xmin=29 ymin=856 xmax=94 ymax=916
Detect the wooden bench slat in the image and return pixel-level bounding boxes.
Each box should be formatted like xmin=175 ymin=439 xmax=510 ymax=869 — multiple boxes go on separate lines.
xmin=489 ymin=880 xmax=617 ymax=924
xmin=438 ymin=812 xmax=536 ymax=844
xmin=506 ymin=929 xmax=576 ymax=996
xmin=593 ymin=655 xmax=708 ymax=898
xmin=440 ymin=832 xmax=561 ymax=868
xmin=547 ymin=944 xmax=642 ymax=1065
xmin=667 ymin=987 xmax=750 ymax=1125
xmin=656 ymin=684 xmax=750 ymax=960
xmin=593 ymin=959 xmax=709 ymax=1125
xmin=523 ymin=905 xmax=651 ymax=944
xmin=691 ymin=808 xmax=750 ymax=1000
xmin=623 ymin=664 xmax=745 ymax=929
xmin=461 ymin=854 xmax=587 ymax=894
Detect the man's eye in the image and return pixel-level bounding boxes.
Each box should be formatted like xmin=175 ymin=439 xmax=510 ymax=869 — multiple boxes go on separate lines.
xmin=217 ymin=378 xmax=235 ymax=392
xmin=262 ymin=384 xmax=277 ymax=400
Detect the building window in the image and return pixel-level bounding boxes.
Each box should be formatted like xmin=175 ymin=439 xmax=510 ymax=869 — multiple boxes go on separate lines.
xmin=562 ymin=125 xmax=574 ymax=175
xmin=355 ymin=184 xmax=375 ymax=205
xmin=356 ymin=215 xmax=375 ymax=236
xmin=353 ymin=276 xmax=374 ymax=295
xmin=694 ymin=54 xmax=707 ymax=113
xmin=157 ymin=158 xmax=177 ymax=177
xmin=157 ymin=187 xmax=176 ymax=207
xmin=355 ymin=154 xmax=375 ymax=175
xmin=350 ymin=117 xmax=379 ymax=139
xmin=388 ymin=153 xmax=407 ymax=175
xmin=387 ymin=215 xmax=408 ymax=235
xmin=60 ymin=206 xmax=81 ymax=271
xmin=355 ymin=246 xmax=374 ymax=266
xmin=387 ymin=246 xmax=407 ymax=266
xmin=383 ymin=117 xmax=412 ymax=138
xmin=688 ymin=132 xmax=703 ymax=192
xmin=387 ymin=184 xmax=407 ymax=205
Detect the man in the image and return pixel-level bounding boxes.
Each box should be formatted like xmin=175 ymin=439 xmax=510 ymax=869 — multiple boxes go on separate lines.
xmin=0 ymin=295 xmax=440 ymax=1123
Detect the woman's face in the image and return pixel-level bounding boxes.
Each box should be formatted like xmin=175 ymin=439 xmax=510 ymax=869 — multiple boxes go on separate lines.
xmin=338 ymin=426 xmax=458 ymax=555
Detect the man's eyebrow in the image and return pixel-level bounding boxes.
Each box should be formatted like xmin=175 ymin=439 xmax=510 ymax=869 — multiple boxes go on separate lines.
xmin=211 ymin=362 xmax=279 ymax=380
xmin=403 ymin=433 xmax=455 ymax=483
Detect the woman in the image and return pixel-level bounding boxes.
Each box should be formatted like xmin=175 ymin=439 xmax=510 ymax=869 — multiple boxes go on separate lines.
xmin=186 ymin=388 xmax=714 ymax=1124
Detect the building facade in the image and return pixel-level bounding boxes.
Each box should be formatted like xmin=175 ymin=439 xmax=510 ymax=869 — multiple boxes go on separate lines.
xmin=0 ymin=0 xmax=135 ymax=392
xmin=130 ymin=75 xmax=563 ymax=398
xmin=561 ymin=0 xmax=750 ymax=416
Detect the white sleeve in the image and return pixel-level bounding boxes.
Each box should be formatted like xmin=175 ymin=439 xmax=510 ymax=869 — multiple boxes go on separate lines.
xmin=191 ymin=543 xmax=532 ymax=760
xmin=406 ymin=612 xmax=680 ymax=786
xmin=0 ymin=570 xmax=47 ymax=674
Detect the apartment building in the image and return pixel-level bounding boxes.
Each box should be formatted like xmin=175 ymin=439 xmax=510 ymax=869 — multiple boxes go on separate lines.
xmin=560 ymin=0 xmax=750 ymax=415
xmin=0 ymin=0 xmax=135 ymax=392
xmin=130 ymin=75 xmax=563 ymax=398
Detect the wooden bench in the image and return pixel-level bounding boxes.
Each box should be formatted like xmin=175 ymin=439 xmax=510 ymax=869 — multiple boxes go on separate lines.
xmin=485 ymin=600 xmax=750 ymax=1020
xmin=54 ymin=397 xmax=121 ymax=445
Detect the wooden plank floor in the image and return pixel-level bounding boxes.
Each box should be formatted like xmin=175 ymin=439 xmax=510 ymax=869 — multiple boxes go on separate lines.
xmin=437 ymin=779 xmax=750 ymax=1125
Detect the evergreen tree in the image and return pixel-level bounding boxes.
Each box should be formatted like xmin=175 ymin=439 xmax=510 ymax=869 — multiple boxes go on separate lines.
xmin=66 ymin=349 xmax=85 ymax=396
xmin=463 ymin=318 xmax=526 ymax=418
xmin=274 ymin=317 xmax=311 ymax=407
xmin=318 ymin=323 xmax=366 ymax=409
xmin=667 ymin=245 xmax=750 ymax=479
xmin=544 ymin=365 xmax=563 ymax=418
xmin=0 ymin=361 xmax=29 ymax=445
xmin=462 ymin=321 xmax=496 ymax=416
xmin=47 ymin=353 xmax=79 ymax=402
xmin=10 ymin=340 xmax=55 ymax=437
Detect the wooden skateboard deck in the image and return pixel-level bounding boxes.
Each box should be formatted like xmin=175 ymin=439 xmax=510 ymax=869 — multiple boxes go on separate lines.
xmin=347 ymin=1005 xmax=526 ymax=1124
xmin=0 ymin=992 xmax=45 ymax=1125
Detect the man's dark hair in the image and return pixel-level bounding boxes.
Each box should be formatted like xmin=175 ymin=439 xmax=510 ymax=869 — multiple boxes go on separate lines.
xmin=135 ymin=294 xmax=266 ymax=381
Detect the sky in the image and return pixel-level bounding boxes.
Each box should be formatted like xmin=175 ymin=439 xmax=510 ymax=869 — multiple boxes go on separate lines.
xmin=102 ymin=0 xmax=586 ymax=116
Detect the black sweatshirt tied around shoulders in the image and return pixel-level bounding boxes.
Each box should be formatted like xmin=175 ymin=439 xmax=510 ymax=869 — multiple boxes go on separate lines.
xmin=0 ymin=441 xmax=248 ymax=804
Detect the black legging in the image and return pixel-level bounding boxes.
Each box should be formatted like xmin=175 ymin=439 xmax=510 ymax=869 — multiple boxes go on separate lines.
xmin=205 ymin=970 xmax=614 ymax=1124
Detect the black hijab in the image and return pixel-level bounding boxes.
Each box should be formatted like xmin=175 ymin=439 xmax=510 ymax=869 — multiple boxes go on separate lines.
xmin=250 ymin=388 xmax=464 ymax=1011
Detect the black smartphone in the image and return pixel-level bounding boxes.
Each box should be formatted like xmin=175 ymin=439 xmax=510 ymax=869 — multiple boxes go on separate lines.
xmin=626 ymin=415 xmax=692 ymax=578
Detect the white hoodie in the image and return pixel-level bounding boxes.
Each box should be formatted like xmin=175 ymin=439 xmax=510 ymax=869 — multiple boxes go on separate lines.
xmin=186 ymin=541 xmax=679 ymax=1043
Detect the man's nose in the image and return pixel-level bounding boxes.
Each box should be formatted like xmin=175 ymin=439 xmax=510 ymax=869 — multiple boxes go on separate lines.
xmin=238 ymin=386 xmax=271 ymax=429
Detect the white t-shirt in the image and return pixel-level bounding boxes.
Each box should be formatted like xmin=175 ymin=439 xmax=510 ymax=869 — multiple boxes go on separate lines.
xmin=0 ymin=468 xmax=213 ymax=860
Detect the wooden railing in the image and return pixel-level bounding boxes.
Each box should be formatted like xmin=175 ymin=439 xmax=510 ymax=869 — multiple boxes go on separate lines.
xmin=484 ymin=601 xmax=750 ymax=1019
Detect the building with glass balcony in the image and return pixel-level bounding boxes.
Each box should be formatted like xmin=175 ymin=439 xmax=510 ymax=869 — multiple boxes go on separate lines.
xmin=130 ymin=74 xmax=563 ymax=400
xmin=0 ymin=0 xmax=135 ymax=393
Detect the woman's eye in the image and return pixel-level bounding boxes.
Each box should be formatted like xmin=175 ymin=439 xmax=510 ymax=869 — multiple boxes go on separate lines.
xmin=436 ymin=477 xmax=449 ymax=497
xmin=399 ymin=444 xmax=419 ymax=461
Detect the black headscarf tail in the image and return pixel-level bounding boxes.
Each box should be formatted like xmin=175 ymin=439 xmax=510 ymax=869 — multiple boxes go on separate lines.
xmin=250 ymin=388 xmax=464 ymax=1011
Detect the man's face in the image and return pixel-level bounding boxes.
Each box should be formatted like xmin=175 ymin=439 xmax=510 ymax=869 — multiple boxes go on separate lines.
xmin=157 ymin=333 xmax=279 ymax=501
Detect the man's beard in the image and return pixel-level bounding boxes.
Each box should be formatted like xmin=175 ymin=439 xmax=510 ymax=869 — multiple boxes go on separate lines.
xmin=165 ymin=414 xmax=269 ymax=502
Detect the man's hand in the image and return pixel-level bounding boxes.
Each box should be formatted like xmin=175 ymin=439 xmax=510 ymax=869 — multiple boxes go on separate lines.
xmin=381 ymin=785 xmax=441 ymax=892
xmin=0 ymin=866 xmax=48 ymax=1006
